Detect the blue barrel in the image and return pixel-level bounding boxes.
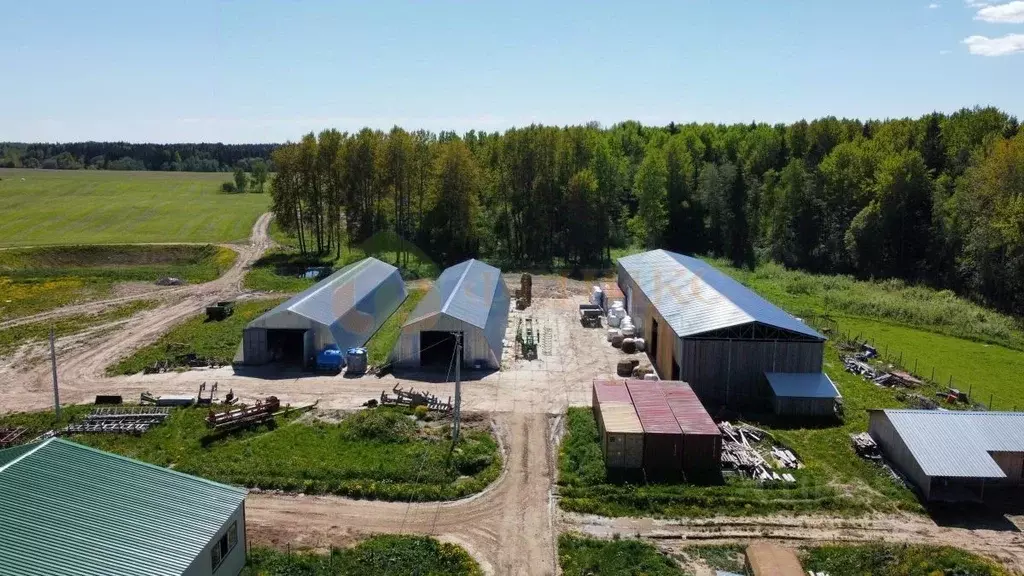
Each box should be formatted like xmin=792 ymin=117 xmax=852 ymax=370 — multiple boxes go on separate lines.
xmin=316 ymin=344 xmax=343 ymax=371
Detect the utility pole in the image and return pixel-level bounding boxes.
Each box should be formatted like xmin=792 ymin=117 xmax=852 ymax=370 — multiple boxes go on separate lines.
xmin=452 ymin=332 xmax=462 ymax=446
xmin=49 ymin=327 xmax=61 ymax=420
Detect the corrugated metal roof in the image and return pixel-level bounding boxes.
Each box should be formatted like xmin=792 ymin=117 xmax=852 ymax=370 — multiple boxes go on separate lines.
xmin=626 ymin=380 xmax=683 ymax=435
xmin=0 ymin=438 xmax=246 ymax=576
xmin=617 ymin=250 xmax=824 ymax=340
xmin=600 ymin=403 xmax=644 ymax=434
xmin=659 ymin=381 xmax=720 ymax=436
xmin=593 ymin=380 xmax=634 ymax=404
xmin=877 ymin=410 xmax=1024 ymax=478
xmin=250 ymin=257 xmax=401 ymax=327
xmin=765 ymin=372 xmax=841 ymax=399
xmin=406 ymin=259 xmax=506 ymax=329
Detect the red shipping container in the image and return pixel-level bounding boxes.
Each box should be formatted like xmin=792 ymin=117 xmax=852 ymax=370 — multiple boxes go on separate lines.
xmin=625 ymin=380 xmax=683 ymax=472
xmin=660 ymin=381 xmax=722 ymax=473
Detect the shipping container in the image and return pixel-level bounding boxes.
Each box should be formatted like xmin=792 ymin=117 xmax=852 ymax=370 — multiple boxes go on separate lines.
xmin=625 ymin=380 xmax=683 ymax=473
xmin=660 ymin=381 xmax=722 ymax=473
xmin=592 ymin=381 xmax=644 ymax=469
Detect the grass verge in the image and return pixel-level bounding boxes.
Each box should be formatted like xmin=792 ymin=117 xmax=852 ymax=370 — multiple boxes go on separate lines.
xmin=558 ymin=534 xmax=686 ymax=576
xmin=0 ymin=168 xmax=268 ymax=247
xmin=0 ymin=300 xmax=159 ymax=358
xmin=106 ymin=299 xmax=284 ymax=375
xmin=0 ymin=406 xmax=501 ymax=502
xmin=367 ymin=288 xmax=426 ymax=366
xmin=0 ymin=244 xmax=236 ymax=319
xmin=243 ymin=536 xmax=483 ymax=576
xmin=802 ymin=543 xmax=1010 ymax=576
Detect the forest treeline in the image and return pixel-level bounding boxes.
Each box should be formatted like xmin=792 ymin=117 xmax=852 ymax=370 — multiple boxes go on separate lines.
xmin=0 ymin=142 xmax=275 ymax=172
xmin=270 ymin=107 xmax=1024 ymax=316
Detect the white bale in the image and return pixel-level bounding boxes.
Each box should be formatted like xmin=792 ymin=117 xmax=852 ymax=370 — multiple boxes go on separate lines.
xmin=591 ymin=286 xmax=604 ymax=307
xmin=607 ymin=315 xmax=621 ymax=328
xmin=612 ymin=307 xmax=627 ymax=319
xmin=606 ymin=328 xmax=620 ymax=342
xmin=643 ymin=373 xmax=659 ymax=381
xmin=611 ymin=299 xmax=624 ymax=310
xmin=621 ymin=325 xmax=635 ymax=337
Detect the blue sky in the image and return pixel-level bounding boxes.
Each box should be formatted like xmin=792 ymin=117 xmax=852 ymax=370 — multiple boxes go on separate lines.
xmin=2 ymin=0 xmax=1022 ymax=143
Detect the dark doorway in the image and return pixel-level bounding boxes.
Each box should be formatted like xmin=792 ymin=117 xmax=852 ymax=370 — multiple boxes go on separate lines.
xmin=267 ymin=329 xmax=308 ymax=366
xmin=420 ymin=331 xmax=463 ymax=368
xmin=649 ymin=317 xmax=659 ymax=369
xmin=671 ymin=352 xmax=681 ymax=380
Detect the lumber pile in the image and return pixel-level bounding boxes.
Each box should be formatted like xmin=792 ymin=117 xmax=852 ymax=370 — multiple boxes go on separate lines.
xmin=0 ymin=427 xmax=27 ymax=448
xmin=850 ymin=432 xmax=881 ymax=460
xmin=718 ymin=421 xmax=797 ymax=483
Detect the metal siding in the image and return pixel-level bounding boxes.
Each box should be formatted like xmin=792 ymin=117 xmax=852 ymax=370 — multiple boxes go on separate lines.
xmin=399 ymin=314 xmax=495 ymax=369
xmin=990 ymin=452 xmax=1024 ymax=484
xmin=659 ymin=382 xmax=719 ymax=435
xmin=594 ymin=380 xmax=635 ymax=404
xmin=877 ymin=410 xmax=1024 ymax=479
xmin=773 ymin=396 xmax=835 ymax=417
xmin=181 ymin=504 xmax=245 ymax=576
xmin=405 ymin=260 xmax=505 ymax=330
xmin=617 ymin=250 xmax=823 ymax=340
xmin=241 ymin=328 xmax=268 ymax=365
xmin=765 ymin=372 xmax=841 ymax=399
xmin=0 ymin=439 xmax=246 ymax=576
xmin=869 ymin=411 xmax=933 ymax=499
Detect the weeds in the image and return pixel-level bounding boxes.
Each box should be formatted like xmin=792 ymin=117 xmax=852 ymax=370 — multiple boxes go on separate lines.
xmin=0 ymin=300 xmax=159 ymax=357
xmin=802 ymin=543 xmax=1010 ymax=576
xmin=242 ymin=536 xmax=482 ymax=576
xmin=365 ymin=288 xmax=426 ymax=367
xmin=558 ymin=534 xmax=685 ymax=576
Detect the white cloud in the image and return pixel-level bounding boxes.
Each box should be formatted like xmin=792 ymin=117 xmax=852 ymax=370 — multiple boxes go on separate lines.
xmin=929 ymin=3 xmax=940 ymax=8
xmin=965 ymin=0 xmax=989 ymax=7
xmin=975 ymin=0 xmax=1024 ymax=21
xmin=962 ymin=33 xmax=1024 ymax=55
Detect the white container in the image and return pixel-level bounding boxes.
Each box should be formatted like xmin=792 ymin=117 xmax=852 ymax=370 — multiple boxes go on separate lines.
xmin=612 ymin=307 xmax=627 ymax=319
xmin=607 ymin=315 xmax=621 ymax=328
xmin=591 ymin=286 xmax=604 ymax=307
xmin=643 ymin=373 xmax=659 ymax=381
xmin=621 ymin=326 xmax=636 ymax=338
xmin=606 ymin=328 xmax=620 ymax=342
xmin=634 ymin=338 xmax=646 ymax=352
xmin=611 ymin=299 xmax=624 ymax=310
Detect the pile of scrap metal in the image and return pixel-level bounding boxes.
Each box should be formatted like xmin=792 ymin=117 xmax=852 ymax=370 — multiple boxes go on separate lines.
xmin=850 ymin=432 xmax=882 ymax=461
xmin=843 ymin=355 xmax=926 ymax=390
xmin=0 ymin=427 xmax=27 ymax=448
xmin=934 ymin=387 xmax=970 ymax=405
xmin=140 ymin=391 xmax=197 ymax=406
xmin=206 ymin=396 xmax=282 ymax=431
xmin=719 ymin=421 xmax=797 ymax=483
xmin=895 ymin=391 xmax=939 ymax=410
xmin=65 ymin=406 xmax=171 ymax=435
xmin=379 ymin=384 xmax=453 ymax=413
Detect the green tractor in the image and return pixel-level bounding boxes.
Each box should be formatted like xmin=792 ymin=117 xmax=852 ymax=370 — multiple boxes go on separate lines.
xmin=517 ymin=317 xmax=538 ymax=360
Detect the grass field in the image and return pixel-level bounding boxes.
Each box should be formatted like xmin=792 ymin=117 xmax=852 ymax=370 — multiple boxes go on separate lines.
xmin=0 ymin=244 xmax=236 ymax=319
xmin=0 ymin=300 xmax=159 ymax=358
xmin=559 ymin=536 xmax=1009 ymax=576
xmin=0 ymin=405 xmax=500 ymax=501
xmin=107 ymin=298 xmax=284 ymax=375
xmin=0 ymin=168 xmax=268 ymax=246
xmin=366 ymin=288 xmax=426 ymax=367
xmin=243 ymin=536 xmax=483 ymax=576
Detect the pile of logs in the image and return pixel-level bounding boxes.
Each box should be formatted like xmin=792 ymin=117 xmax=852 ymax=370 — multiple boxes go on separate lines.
xmin=850 ymin=432 xmax=882 ymax=460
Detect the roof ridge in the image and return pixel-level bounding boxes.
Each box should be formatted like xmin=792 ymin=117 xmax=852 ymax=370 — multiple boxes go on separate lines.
xmin=654 ymin=250 xmax=754 ymax=327
xmin=0 ymin=437 xmax=53 ymax=474
xmin=441 ymin=259 xmax=476 ymax=315
xmin=293 ymin=257 xmax=374 ymax=309
xmin=48 ymin=438 xmax=247 ymax=495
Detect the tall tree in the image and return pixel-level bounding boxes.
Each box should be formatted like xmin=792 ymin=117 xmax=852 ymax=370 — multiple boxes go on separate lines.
xmin=631 ymin=148 xmax=669 ymax=248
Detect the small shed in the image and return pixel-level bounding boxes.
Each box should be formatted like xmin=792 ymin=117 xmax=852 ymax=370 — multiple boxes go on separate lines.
xmin=745 ymin=543 xmax=804 ymax=576
xmin=625 ymin=380 xmax=683 ymax=473
xmin=660 ymin=381 xmax=721 ymax=473
xmin=392 ymin=259 xmax=510 ymax=370
xmin=764 ymin=372 xmax=841 ymax=416
xmin=592 ymin=380 xmax=644 ymax=469
xmin=242 ymin=257 xmax=407 ymax=367
xmin=0 ymin=438 xmax=248 ymax=576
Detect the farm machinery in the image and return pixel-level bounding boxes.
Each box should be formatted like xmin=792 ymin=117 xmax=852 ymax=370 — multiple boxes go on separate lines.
xmin=377 ymin=384 xmax=453 ymax=413
xmin=516 ymin=317 xmax=538 ymax=359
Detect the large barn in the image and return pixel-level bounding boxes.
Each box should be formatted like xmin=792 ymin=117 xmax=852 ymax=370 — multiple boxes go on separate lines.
xmin=392 ymin=259 xmax=510 ymax=370
xmin=0 ymin=438 xmax=248 ymax=576
xmin=869 ymin=409 xmax=1024 ymax=502
xmin=617 ymin=249 xmax=834 ymax=413
xmin=241 ymin=257 xmax=407 ymax=368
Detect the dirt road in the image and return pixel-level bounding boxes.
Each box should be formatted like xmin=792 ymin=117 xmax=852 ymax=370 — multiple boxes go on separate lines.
xmin=0 ymin=212 xmax=274 ymax=330
xmin=567 ymin=511 xmax=1024 ymax=573
xmin=247 ymin=412 xmax=558 ymax=576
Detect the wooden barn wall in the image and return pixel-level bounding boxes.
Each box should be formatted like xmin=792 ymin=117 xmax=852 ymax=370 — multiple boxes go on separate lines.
xmin=990 ymin=452 xmax=1024 ymax=485
xmin=868 ymin=411 xmax=932 ymax=500
xmin=679 ymin=339 xmax=823 ymax=408
xmin=616 ymin=272 xmax=681 ymax=379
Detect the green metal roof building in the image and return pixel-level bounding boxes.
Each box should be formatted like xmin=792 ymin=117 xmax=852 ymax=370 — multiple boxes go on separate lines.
xmin=0 ymin=438 xmax=248 ymax=576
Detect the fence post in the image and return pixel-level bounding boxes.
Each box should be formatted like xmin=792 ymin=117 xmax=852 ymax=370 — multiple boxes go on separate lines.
xmin=914 ymin=359 xmax=918 ymax=374
xmin=968 ymin=383 xmax=972 ymax=400
xmin=931 ymin=367 xmax=935 ymax=383
xmin=990 ymin=394 xmax=994 ymax=411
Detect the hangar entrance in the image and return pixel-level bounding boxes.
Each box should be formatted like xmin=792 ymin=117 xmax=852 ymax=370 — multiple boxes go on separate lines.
xmin=420 ymin=331 xmax=463 ymax=368
xmin=267 ymin=329 xmax=310 ymax=367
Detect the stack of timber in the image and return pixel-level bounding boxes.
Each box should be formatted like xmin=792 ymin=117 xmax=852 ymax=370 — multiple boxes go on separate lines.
xmin=206 ymin=396 xmax=281 ymax=431
xmin=379 ymin=384 xmax=453 ymax=413
xmin=850 ymin=432 xmax=882 ymax=460
xmin=65 ymin=407 xmax=171 ymax=435
xmin=718 ymin=421 xmax=797 ymax=483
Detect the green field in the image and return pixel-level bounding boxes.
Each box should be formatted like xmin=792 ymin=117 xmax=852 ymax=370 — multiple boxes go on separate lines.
xmin=0 ymin=300 xmax=159 ymax=358
xmin=107 ymin=298 xmax=284 ymax=375
xmin=0 ymin=244 xmax=237 ymax=319
xmin=0 ymin=405 xmax=500 ymax=502
xmin=243 ymin=536 xmax=482 ymax=576
xmin=559 ymin=536 xmax=1009 ymax=576
xmin=0 ymin=168 xmax=268 ymax=246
